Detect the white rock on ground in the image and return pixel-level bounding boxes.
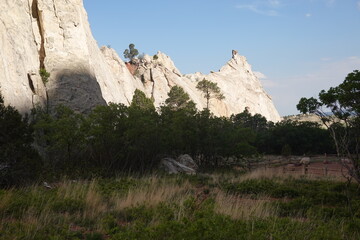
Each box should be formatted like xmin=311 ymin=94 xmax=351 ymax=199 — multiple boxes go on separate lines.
xmin=177 ymin=154 xmax=198 ymax=170
xmin=160 ymin=158 xmax=196 ymax=175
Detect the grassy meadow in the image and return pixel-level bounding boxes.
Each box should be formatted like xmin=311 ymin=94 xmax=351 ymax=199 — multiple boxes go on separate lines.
xmin=1 ymin=167 xmax=360 ymax=240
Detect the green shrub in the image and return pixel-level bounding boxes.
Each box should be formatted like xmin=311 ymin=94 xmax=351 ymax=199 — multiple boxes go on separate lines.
xmin=101 ymin=214 xmax=120 ymax=234
xmin=271 ymin=186 xmax=300 ymax=198
xmin=281 ymin=144 xmax=292 ymax=157
xmin=39 ymin=68 xmax=50 ymax=85
xmin=276 ymin=197 xmax=312 ymax=217
xmin=97 ymin=178 xmax=139 ymax=197
xmin=224 ymin=179 xmax=276 ymax=195
xmin=51 ymin=198 xmax=85 ymax=214
xmin=85 ymin=232 xmax=104 ymax=240
xmin=307 ymin=206 xmax=352 ymax=220
xmin=0 ymin=94 xmax=43 ymax=187
xmin=2 ymin=193 xmax=32 ymax=218
xmin=310 ymin=191 xmax=348 ymax=205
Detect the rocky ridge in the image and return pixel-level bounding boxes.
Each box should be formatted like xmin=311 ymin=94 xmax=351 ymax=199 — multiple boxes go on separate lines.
xmin=0 ymin=0 xmax=281 ymax=122
xmin=107 ymin=50 xmax=281 ymax=121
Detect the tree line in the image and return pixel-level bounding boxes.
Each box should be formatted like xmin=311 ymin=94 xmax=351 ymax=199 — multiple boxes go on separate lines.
xmin=0 ymin=85 xmax=335 ymax=187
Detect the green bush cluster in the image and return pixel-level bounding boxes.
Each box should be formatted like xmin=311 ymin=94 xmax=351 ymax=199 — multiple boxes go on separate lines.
xmin=0 ymin=95 xmax=42 ymax=187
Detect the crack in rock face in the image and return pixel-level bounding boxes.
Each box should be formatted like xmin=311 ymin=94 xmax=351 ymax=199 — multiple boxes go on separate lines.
xmin=32 ymin=0 xmax=46 ymax=69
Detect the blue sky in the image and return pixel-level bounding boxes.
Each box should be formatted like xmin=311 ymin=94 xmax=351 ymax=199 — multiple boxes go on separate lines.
xmin=83 ymin=0 xmax=360 ymax=116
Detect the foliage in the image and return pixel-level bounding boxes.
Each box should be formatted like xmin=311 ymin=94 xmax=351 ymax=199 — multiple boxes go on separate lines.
xmin=123 ymin=43 xmax=139 ymax=62
xmin=0 ymin=94 xmax=42 ymax=187
xmin=281 ymin=144 xmax=292 ymax=157
xmin=297 ymin=70 xmax=360 ymax=183
xmin=130 ymin=89 xmax=155 ymax=111
xmin=231 ymin=108 xmax=269 ymax=133
xmin=39 ymin=68 xmax=50 ymax=85
xmin=256 ymin=120 xmax=334 ymax=155
xmin=32 ymin=105 xmax=86 ymax=176
xmin=27 ymin=94 xmax=337 ymax=177
xmin=0 ymin=81 xmax=340 ymax=181
xmin=196 ymin=78 xmax=225 ymax=109
xmin=164 ymin=86 xmax=196 ymax=112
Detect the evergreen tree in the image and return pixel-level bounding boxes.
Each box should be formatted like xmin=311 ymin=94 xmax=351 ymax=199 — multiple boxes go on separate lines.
xmin=130 ymin=89 xmax=155 ymax=111
xmin=123 ymin=43 xmax=139 ymax=62
xmin=165 ymin=86 xmax=196 ymax=112
xmin=196 ymin=78 xmax=224 ymax=109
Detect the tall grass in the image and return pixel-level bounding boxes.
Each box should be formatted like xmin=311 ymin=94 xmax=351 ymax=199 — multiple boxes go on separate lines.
xmin=112 ymin=176 xmax=192 ymax=211
xmin=214 ymin=191 xmax=275 ymax=220
xmin=1 ymin=172 xmax=359 ymax=239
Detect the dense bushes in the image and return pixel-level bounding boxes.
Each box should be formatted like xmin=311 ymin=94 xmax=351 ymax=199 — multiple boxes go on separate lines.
xmin=32 ymin=98 xmax=258 ymax=177
xmin=256 ymin=120 xmax=335 ymax=155
xmin=1 ymin=87 xmax=336 ymax=183
xmin=0 ymin=96 xmax=42 ymax=187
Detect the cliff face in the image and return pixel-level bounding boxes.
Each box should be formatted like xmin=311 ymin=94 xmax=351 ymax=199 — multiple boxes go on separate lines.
xmin=0 ymin=0 xmax=281 ymax=122
xmin=130 ymin=51 xmax=281 ymax=121
xmin=0 ymin=0 xmax=47 ymax=112
xmin=0 ymin=0 xmax=131 ymax=113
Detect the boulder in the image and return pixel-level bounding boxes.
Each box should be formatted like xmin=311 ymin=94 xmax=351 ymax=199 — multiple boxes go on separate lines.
xmin=160 ymin=158 xmax=196 ymax=175
xmin=299 ymin=157 xmax=311 ymax=166
xmin=177 ymin=154 xmax=198 ymax=170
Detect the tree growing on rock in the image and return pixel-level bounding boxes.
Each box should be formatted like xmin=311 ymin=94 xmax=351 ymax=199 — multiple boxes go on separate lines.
xmin=196 ymin=78 xmax=224 ymax=110
xmin=123 ymin=43 xmax=139 ymax=63
xmin=164 ymin=86 xmax=196 ymax=112
xmin=130 ymin=89 xmax=155 ymax=111
xmin=297 ymin=70 xmax=360 ymax=183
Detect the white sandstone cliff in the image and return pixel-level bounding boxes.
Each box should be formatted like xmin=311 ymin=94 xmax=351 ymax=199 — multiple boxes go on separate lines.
xmin=0 ymin=0 xmax=281 ymax=122
xmin=128 ymin=51 xmax=281 ymax=121
xmin=0 ymin=0 xmax=47 ymax=112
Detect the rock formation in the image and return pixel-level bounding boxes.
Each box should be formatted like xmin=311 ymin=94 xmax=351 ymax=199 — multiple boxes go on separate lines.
xmin=0 ymin=0 xmax=281 ymax=122
xmin=131 ymin=51 xmax=281 ymax=121
xmin=160 ymin=157 xmax=197 ymax=175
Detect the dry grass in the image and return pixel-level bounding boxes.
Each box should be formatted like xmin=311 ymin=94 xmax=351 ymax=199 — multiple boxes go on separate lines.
xmin=227 ymin=166 xmax=345 ymax=184
xmin=214 ymin=191 xmax=275 ymax=220
xmin=56 ymin=179 xmax=91 ymax=199
xmin=112 ymin=176 xmax=192 ymax=211
xmin=83 ymin=180 xmax=108 ymax=219
xmin=0 ymin=190 xmax=13 ymax=212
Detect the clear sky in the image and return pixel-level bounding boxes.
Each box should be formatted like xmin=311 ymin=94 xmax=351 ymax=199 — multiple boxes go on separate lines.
xmin=83 ymin=0 xmax=360 ymax=116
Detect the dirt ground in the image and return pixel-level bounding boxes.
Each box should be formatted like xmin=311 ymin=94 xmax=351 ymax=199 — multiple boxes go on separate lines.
xmin=282 ymin=156 xmax=351 ymax=177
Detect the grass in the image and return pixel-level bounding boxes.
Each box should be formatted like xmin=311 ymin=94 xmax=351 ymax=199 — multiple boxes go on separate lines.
xmin=1 ymin=170 xmax=360 ymax=239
